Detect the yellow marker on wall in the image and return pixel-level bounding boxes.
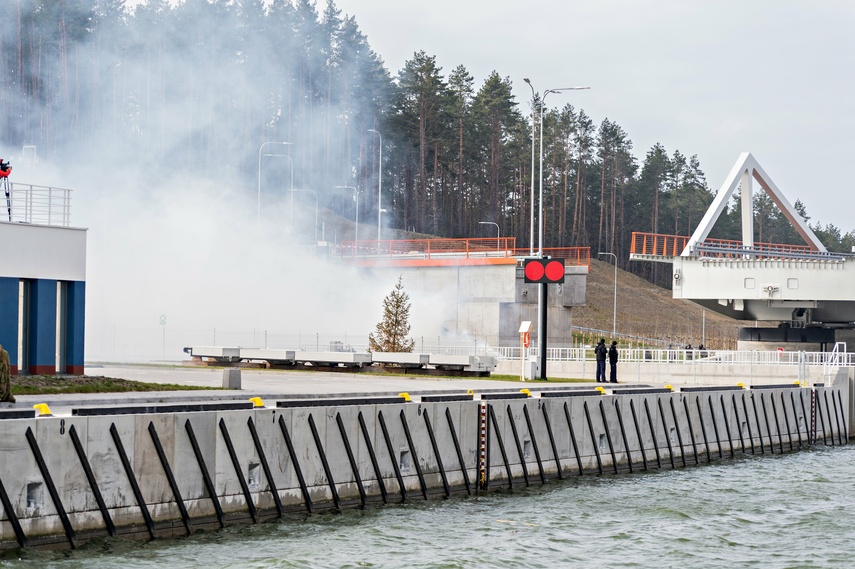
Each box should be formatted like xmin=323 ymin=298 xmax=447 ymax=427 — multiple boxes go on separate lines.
xmin=736 ymin=382 xmax=745 ymax=389
xmin=595 ymin=386 xmax=605 ymax=395
xmin=249 ymin=397 xmax=264 ymax=408
xmin=664 ymin=385 xmax=673 ymax=392
xmin=519 ymin=389 xmax=531 ymax=397
xmin=33 ymin=403 xmax=52 ymax=417
xmin=398 ymin=392 xmax=412 ymax=402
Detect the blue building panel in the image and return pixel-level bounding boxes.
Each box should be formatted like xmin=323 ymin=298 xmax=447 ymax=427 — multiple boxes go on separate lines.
xmin=0 ymin=277 xmax=18 ymax=374
xmin=28 ymin=279 xmax=57 ymax=375
xmin=65 ymin=281 xmax=86 ymax=375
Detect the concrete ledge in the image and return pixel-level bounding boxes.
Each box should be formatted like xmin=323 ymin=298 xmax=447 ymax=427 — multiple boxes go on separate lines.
xmin=276 ymin=396 xmax=408 ymax=408
xmin=0 ymin=409 xmax=35 ymax=420
xmin=479 ymin=392 xmax=529 ymax=400
xmin=541 ymin=389 xmax=603 ymax=398
xmin=71 ymin=402 xmax=254 ymax=416
xmin=420 ymin=394 xmax=474 ymax=402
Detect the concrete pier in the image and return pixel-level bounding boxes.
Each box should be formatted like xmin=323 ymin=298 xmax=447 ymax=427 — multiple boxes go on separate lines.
xmin=0 ymin=366 xmax=849 ymax=550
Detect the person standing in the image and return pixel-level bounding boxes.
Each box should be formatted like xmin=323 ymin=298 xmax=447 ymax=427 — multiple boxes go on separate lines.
xmin=608 ymin=341 xmax=619 ymax=383
xmin=595 ymin=338 xmax=607 ymax=383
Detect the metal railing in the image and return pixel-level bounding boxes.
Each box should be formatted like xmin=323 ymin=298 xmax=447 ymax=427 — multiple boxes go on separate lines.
xmin=487 ymin=346 xmax=851 ymax=367
xmin=4 ymin=183 xmax=73 ymax=226
xmin=629 ymin=231 xmax=836 ymax=261
xmin=340 ymin=237 xmax=591 ymax=267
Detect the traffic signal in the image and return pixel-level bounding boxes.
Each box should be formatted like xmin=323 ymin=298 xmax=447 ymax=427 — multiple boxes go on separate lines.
xmin=523 ymin=258 xmax=565 ymax=283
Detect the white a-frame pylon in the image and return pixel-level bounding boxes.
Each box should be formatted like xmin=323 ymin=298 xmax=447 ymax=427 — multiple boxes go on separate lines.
xmin=682 ymin=152 xmax=826 ymax=256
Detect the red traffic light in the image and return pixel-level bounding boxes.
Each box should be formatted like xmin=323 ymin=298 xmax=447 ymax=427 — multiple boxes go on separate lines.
xmin=523 ymin=258 xmax=565 ymax=283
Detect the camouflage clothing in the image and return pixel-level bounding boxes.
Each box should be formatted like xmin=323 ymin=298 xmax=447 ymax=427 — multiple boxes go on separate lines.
xmin=0 ymin=344 xmax=14 ymax=403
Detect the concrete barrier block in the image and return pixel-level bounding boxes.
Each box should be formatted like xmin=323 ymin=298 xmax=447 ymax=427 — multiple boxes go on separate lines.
xmin=222 ymin=368 xmax=241 ymax=389
xmin=288 ymin=407 xmax=330 ymax=495
xmin=33 ymin=417 xmax=92 ymax=515
xmin=400 ymin=404 xmax=441 ymax=489
xmin=322 ymin=406 xmax=361 ymax=490
xmin=214 ymin=410 xmax=261 ymax=506
xmin=85 ymin=416 xmax=136 ymax=511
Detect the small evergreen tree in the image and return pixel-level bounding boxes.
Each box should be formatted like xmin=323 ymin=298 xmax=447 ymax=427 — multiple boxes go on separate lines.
xmin=368 ymin=276 xmax=415 ymax=353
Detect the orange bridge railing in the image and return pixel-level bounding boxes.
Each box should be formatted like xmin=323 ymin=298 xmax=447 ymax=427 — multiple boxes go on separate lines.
xmin=341 ymin=237 xmax=590 ymax=267
xmin=630 ymin=232 xmax=819 ymax=259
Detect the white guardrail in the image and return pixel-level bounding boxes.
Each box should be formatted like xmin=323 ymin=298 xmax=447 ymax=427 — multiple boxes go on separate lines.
xmin=5 ymin=183 xmax=72 ymax=226
xmin=436 ymin=344 xmax=851 ymax=368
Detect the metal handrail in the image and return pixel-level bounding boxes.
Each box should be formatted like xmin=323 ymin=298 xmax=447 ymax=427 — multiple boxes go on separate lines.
xmin=5 ymin=183 xmax=73 ymax=226
xmin=340 ymin=237 xmax=591 ymax=266
xmin=630 ymin=231 xmax=841 ymax=261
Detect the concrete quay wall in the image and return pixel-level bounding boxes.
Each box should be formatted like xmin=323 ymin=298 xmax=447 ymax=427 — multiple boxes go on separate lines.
xmin=0 ymin=382 xmax=849 ymax=550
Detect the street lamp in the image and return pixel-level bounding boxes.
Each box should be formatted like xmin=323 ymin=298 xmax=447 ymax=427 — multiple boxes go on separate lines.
xmin=478 ymin=221 xmax=500 ymax=249
xmin=367 ymin=129 xmax=382 ymax=243
xmin=533 ymin=84 xmax=590 ymax=381
xmin=538 ymin=87 xmax=589 ymax=255
xmin=257 ymin=141 xmax=293 ymax=227
xmin=598 ymin=252 xmax=617 ymax=337
xmin=292 ymin=189 xmax=318 ymax=242
xmin=523 ymin=78 xmax=536 ymax=256
xmin=334 ymin=185 xmax=359 ymax=247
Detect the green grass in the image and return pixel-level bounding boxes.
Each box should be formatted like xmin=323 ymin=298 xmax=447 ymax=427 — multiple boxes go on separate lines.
xmin=11 ymin=375 xmax=220 ymax=396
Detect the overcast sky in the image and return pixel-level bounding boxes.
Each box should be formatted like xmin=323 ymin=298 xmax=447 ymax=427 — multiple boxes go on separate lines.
xmin=335 ymin=0 xmax=855 ymax=232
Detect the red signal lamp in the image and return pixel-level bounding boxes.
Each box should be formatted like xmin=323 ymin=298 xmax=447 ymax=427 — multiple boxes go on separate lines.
xmin=523 ymin=258 xmax=565 ymax=283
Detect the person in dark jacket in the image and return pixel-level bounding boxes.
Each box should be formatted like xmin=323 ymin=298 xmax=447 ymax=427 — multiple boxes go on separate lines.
xmin=608 ymin=341 xmax=619 ymax=383
xmin=594 ymin=338 xmax=607 ymax=383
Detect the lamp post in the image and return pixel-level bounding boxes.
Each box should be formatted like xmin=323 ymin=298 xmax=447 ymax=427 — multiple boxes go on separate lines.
xmin=367 ymin=129 xmax=382 ymax=243
xmin=523 ymin=78 xmax=536 ymax=256
xmin=538 ymin=87 xmax=589 ymax=255
xmin=257 ymin=141 xmax=293 ymax=227
xmin=478 ymin=221 xmax=500 ymax=249
xmin=334 ymin=185 xmax=359 ymax=247
xmin=598 ymin=252 xmax=617 ymax=337
xmin=534 ymin=85 xmax=590 ymax=380
xmin=292 ymin=189 xmax=318 ymax=242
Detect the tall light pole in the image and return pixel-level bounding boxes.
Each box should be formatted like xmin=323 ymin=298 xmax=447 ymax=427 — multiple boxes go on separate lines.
xmin=598 ymin=252 xmax=617 ymax=337
xmin=478 ymin=221 xmax=500 ymax=249
xmin=335 ymin=185 xmax=359 ymax=247
xmin=523 ymin=78 xmax=536 ymax=256
xmin=538 ymin=87 xmax=589 ymax=255
xmin=292 ymin=189 xmax=318 ymax=242
xmin=535 ymin=85 xmax=590 ymax=380
xmin=367 ymin=129 xmax=382 ymax=243
xmin=257 ymin=141 xmax=293 ymax=227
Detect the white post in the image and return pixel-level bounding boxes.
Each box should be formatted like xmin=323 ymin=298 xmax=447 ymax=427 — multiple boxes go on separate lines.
xmin=368 ymin=129 xmax=382 ymax=243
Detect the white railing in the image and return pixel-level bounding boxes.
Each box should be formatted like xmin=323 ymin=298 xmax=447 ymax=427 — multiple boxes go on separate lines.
xmin=824 ymin=342 xmax=847 ymax=376
xmin=4 ymin=182 xmax=72 ymax=226
xmin=488 ymin=346 xmax=852 ymax=367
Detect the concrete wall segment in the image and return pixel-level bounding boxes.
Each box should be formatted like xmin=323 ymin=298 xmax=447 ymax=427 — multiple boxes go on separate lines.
xmin=0 ymin=386 xmax=848 ymax=549
xmin=0 ymin=223 xmax=86 ymax=281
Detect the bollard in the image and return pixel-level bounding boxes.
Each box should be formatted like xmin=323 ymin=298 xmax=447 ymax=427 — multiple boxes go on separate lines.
xmin=222 ymin=368 xmax=242 ymax=389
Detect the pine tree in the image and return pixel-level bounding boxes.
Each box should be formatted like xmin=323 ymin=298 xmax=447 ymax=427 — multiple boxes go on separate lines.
xmin=368 ymin=276 xmax=415 ymax=353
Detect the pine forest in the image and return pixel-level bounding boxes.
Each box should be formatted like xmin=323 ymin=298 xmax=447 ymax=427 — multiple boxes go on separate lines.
xmin=2 ymin=0 xmax=853 ymax=290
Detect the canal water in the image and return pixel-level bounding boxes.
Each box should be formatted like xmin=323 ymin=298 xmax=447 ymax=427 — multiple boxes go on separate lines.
xmin=4 ymin=444 xmax=853 ymax=568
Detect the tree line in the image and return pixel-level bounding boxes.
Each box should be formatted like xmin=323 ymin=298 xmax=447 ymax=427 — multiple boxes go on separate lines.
xmin=2 ymin=0 xmax=852 ymax=288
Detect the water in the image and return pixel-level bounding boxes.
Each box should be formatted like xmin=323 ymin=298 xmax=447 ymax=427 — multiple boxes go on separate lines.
xmin=5 ymin=445 xmax=853 ymax=568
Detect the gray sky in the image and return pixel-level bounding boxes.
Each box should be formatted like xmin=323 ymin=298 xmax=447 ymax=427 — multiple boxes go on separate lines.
xmin=335 ymin=0 xmax=855 ymax=233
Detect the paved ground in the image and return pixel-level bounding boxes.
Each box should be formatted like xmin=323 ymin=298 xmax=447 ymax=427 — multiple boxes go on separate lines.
xmin=6 ymin=363 xmax=599 ymax=416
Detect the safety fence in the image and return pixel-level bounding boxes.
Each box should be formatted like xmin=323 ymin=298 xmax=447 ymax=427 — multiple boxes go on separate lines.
xmin=488 ymin=346 xmax=852 ymax=368
xmin=338 ymin=237 xmax=591 ymax=267
xmin=629 ymin=232 xmax=834 ymax=260
xmin=3 ymin=183 xmax=73 ymax=226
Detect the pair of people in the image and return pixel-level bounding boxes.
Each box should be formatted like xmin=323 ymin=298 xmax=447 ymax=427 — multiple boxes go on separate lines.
xmin=595 ymin=338 xmax=618 ymax=383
